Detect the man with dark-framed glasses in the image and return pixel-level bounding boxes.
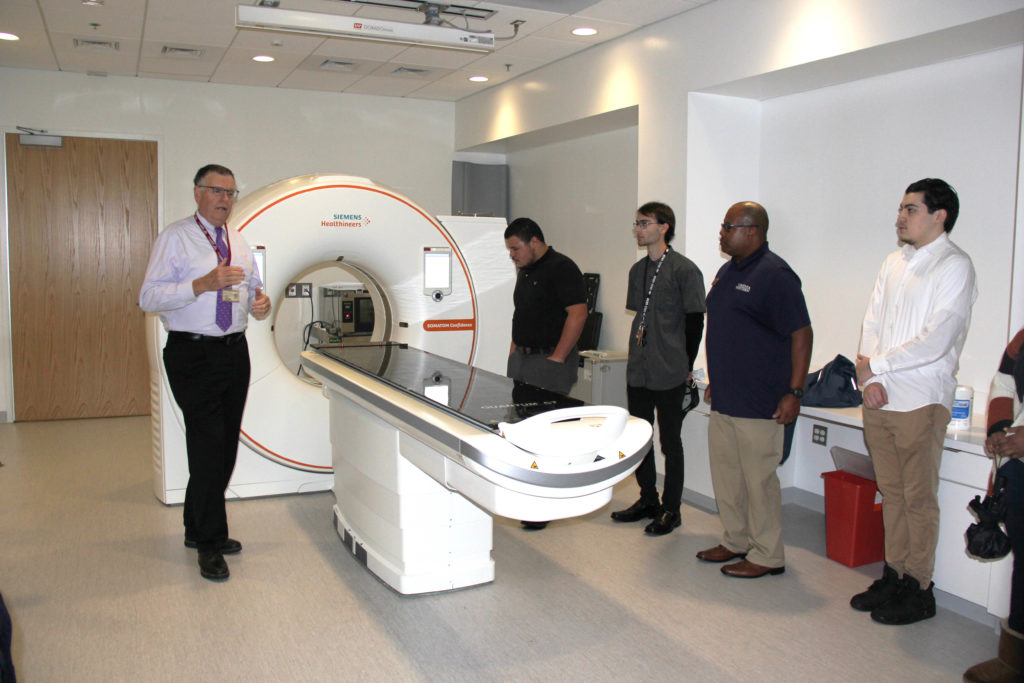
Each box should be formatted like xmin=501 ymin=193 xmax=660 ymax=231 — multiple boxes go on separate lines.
xmin=698 ymin=201 xmax=812 ymax=578
xmin=140 ymin=164 xmax=271 ymax=581
xmin=611 ymin=201 xmax=705 ymax=536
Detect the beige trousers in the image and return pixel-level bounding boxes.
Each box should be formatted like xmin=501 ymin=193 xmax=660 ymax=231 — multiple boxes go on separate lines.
xmin=708 ymin=411 xmax=785 ymax=568
xmin=862 ymin=403 xmax=950 ymax=586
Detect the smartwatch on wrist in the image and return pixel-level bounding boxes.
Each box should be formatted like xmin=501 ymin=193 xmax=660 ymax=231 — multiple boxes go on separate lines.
xmin=788 ymin=387 xmax=804 ymax=399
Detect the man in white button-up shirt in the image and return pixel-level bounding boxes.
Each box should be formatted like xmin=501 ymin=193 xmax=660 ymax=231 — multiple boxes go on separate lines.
xmin=140 ymin=164 xmax=271 ymax=582
xmin=849 ymin=178 xmax=977 ymax=625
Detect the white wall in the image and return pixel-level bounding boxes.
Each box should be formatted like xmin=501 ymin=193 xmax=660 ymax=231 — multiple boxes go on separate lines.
xmin=507 ymin=125 xmax=638 ymax=351
xmin=457 ymin=0 xmax=1024 ymax=219
xmin=686 ymin=47 xmax=1021 ymax=398
xmin=761 ymin=47 xmax=1020 ymax=397
xmin=458 ymin=0 xmax=1024 ymax=398
xmin=0 ymin=67 xmax=454 ymax=419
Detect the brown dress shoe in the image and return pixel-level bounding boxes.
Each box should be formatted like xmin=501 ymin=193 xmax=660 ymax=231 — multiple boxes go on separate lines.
xmin=721 ymin=559 xmax=785 ymax=578
xmin=696 ymin=544 xmax=747 ymax=563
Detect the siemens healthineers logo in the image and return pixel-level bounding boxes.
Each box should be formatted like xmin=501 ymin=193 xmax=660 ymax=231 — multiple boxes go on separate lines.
xmin=321 ymin=213 xmax=369 ymax=228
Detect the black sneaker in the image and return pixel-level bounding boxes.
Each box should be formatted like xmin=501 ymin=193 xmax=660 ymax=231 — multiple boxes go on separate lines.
xmin=850 ymin=563 xmax=900 ymax=612
xmin=870 ymin=575 xmax=936 ymax=625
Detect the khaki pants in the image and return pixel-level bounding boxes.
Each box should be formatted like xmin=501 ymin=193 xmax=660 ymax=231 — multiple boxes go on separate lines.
xmin=862 ymin=403 xmax=950 ymax=586
xmin=708 ymin=411 xmax=785 ymax=568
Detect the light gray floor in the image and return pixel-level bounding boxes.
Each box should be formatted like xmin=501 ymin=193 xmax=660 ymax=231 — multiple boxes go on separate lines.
xmin=0 ymin=416 xmax=1000 ymax=681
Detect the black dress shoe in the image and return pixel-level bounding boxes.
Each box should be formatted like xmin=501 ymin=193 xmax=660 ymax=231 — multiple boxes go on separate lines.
xmin=198 ymin=550 xmax=229 ymax=581
xmin=644 ymin=510 xmax=682 ymax=535
xmin=185 ymin=537 xmax=242 ymax=554
xmin=611 ymin=499 xmax=661 ymax=523
xmin=520 ymin=520 xmax=549 ymax=530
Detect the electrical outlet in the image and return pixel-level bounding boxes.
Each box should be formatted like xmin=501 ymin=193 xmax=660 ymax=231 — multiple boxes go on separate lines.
xmin=285 ymin=282 xmax=313 ymax=298
xmin=812 ymin=424 xmax=828 ymax=446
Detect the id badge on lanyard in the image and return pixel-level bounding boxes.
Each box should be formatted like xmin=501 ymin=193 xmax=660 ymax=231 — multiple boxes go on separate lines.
xmin=195 ymin=215 xmax=239 ymax=302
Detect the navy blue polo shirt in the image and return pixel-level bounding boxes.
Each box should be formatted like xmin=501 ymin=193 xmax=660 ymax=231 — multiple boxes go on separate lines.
xmin=705 ymin=242 xmax=810 ymax=419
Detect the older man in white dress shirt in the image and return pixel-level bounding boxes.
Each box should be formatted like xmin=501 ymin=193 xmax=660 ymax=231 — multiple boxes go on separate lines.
xmin=140 ymin=164 xmax=271 ymax=581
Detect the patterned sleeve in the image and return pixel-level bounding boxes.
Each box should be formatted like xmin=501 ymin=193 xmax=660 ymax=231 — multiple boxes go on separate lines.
xmin=987 ymin=328 xmax=1024 ymax=436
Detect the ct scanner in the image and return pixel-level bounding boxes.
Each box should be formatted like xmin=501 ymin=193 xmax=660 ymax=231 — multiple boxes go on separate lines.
xmin=147 ymin=174 xmax=652 ymax=594
xmin=147 ymin=174 xmax=516 ymax=503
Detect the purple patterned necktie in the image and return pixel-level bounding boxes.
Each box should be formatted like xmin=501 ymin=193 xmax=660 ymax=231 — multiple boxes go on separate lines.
xmin=214 ymin=227 xmax=233 ymax=332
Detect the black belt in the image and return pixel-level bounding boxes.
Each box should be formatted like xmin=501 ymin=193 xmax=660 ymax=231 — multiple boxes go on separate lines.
xmin=168 ymin=331 xmax=246 ymax=345
xmin=518 ymin=345 xmax=555 ymax=356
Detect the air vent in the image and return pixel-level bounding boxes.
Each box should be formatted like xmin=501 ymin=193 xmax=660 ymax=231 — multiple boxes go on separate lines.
xmin=73 ymin=38 xmax=119 ymax=52
xmin=319 ymin=59 xmax=359 ymax=72
xmin=161 ymin=45 xmax=204 ymax=59
xmin=391 ymin=66 xmax=431 ymax=78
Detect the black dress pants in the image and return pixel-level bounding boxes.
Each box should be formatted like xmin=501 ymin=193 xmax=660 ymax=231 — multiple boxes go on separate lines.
xmin=163 ymin=335 xmax=250 ymax=552
xmin=1001 ymin=456 xmax=1024 ymax=632
xmin=627 ymin=382 xmax=687 ymax=511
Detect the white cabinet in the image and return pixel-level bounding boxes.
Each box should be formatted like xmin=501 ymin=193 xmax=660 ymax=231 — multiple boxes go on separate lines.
xmin=569 ymin=351 xmax=628 ymax=408
xmin=682 ymin=403 xmax=714 ymax=502
xmin=683 ymin=400 xmax=1011 ymax=617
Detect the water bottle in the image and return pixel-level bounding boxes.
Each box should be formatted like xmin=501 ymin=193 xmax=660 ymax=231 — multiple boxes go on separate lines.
xmin=950 ymin=385 xmax=973 ymax=430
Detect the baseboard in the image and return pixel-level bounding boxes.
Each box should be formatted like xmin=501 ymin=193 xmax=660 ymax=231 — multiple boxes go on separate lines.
xmin=783 ymin=486 xmax=825 ymax=514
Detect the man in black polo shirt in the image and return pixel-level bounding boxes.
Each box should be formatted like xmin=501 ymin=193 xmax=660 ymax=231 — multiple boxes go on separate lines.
xmin=504 ymin=217 xmax=588 ymax=529
xmin=504 ymin=217 xmax=588 ymax=395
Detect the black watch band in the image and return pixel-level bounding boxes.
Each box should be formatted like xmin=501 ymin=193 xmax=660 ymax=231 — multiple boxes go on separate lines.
xmin=788 ymin=387 xmax=804 ymax=399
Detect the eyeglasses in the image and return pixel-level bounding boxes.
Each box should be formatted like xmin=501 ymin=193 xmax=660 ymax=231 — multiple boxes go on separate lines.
xmin=197 ymin=185 xmax=240 ymax=199
xmin=721 ymin=222 xmax=759 ymax=231
xmin=633 ymin=220 xmax=660 ymax=229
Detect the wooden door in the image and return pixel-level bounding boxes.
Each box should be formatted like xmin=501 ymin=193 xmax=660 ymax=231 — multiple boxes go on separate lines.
xmin=6 ymin=133 xmax=157 ymax=420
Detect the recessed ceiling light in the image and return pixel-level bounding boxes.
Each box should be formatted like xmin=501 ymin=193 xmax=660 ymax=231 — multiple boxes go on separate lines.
xmin=0 ymin=32 xmax=20 ymax=41
xmin=81 ymin=0 xmax=105 ymax=5
xmin=252 ymin=54 xmax=275 ymax=62
xmin=468 ymin=75 xmax=488 ymax=83
xmin=572 ymin=27 xmax=598 ymax=36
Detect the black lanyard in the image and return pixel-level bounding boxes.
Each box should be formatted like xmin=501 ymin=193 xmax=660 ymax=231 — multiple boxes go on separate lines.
xmin=635 ymin=248 xmax=668 ymax=346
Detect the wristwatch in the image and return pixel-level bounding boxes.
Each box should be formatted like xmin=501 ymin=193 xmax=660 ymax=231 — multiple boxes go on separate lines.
xmin=788 ymin=387 xmax=805 ymax=399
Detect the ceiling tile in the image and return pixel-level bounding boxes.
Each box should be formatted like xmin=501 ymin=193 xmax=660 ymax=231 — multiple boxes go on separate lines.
xmin=278 ymin=68 xmax=365 ymax=91
xmin=491 ymin=34 xmax=585 ymax=61
xmin=391 ymin=44 xmax=485 ymax=69
xmin=533 ymin=15 xmax=637 ymax=42
xmin=342 ymin=74 xmax=430 ymax=96
xmin=0 ymin=4 xmax=58 ymax=70
xmin=37 ymin=0 xmax=144 ymax=38
xmin=0 ymin=0 xmax=722 ymax=101
xmin=579 ymin=0 xmax=707 ymax=26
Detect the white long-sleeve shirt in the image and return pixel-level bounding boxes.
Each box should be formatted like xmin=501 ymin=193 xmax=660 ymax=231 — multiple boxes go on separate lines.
xmin=859 ymin=231 xmax=977 ymax=412
xmin=139 ymin=214 xmax=262 ymax=335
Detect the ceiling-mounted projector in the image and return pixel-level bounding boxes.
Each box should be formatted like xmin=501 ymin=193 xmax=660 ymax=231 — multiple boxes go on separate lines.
xmin=235 ymin=4 xmax=496 ymax=52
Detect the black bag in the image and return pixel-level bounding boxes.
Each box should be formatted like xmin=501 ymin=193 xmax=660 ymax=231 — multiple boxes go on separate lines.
xmin=803 ymin=354 xmax=862 ymax=408
xmin=965 ymin=473 xmax=1011 ymax=560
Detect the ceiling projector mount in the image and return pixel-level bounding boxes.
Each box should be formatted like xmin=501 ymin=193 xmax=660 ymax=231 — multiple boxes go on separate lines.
xmin=238 ymin=1 xmax=523 ymax=53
